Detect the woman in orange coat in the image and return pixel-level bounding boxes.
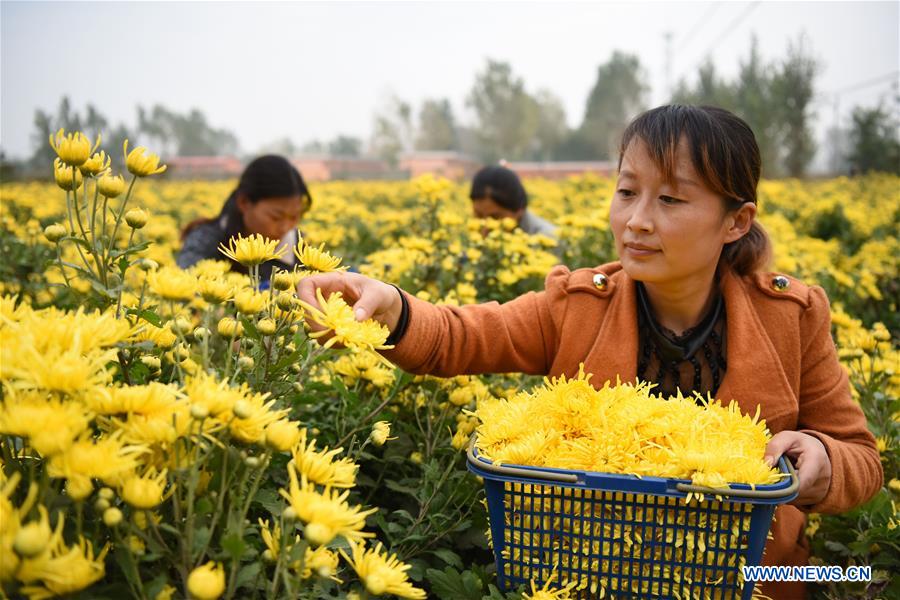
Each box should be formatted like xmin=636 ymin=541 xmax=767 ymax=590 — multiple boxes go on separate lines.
xmin=298 ymin=105 xmax=882 ymax=599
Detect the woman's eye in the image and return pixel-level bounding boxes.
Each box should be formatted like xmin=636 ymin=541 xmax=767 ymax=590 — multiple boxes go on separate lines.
xmin=617 ymin=189 xmax=634 ymax=197
xmin=660 ymin=195 xmax=682 ymax=204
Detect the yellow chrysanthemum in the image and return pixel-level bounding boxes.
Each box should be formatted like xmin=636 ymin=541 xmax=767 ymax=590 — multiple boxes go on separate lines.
xmin=78 ymin=150 xmax=110 ymax=176
xmin=47 ymin=431 xmax=147 ymax=490
xmin=233 ymin=287 xmax=269 ymax=315
xmin=290 ymin=429 xmax=358 ymax=488
xmin=228 ymin=391 xmax=289 ymax=445
xmin=18 ymin=535 xmax=108 ymax=599
xmin=340 ymin=540 xmax=426 ymax=599
xmin=523 ymin=574 xmax=577 ymax=600
xmin=123 ymin=139 xmax=167 ymax=177
xmin=278 ymin=470 xmax=375 ymax=547
xmin=0 ymin=390 xmax=92 ymax=456
xmin=264 ymin=419 xmax=302 ymax=452
xmin=218 ymin=233 xmax=285 ymax=267
xmin=297 ymin=289 xmax=393 ymax=354
xmin=147 ymin=266 xmax=197 ymax=301
xmin=52 ymin=158 xmax=84 ymax=191
xmin=294 ymin=236 xmax=345 ymax=272
xmin=120 ymin=467 xmax=168 ymax=509
xmin=49 ymin=128 xmax=100 ymax=167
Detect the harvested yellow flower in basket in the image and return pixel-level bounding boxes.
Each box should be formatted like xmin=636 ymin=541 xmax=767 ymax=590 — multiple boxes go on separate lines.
xmin=466 ymin=367 xmax=799 ymax=600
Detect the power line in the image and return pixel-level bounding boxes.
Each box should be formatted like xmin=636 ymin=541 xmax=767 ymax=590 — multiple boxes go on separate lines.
xmin=675 ymin=3 xmax=722 ymax=54
xmin=673 ymin=1 xmax=761 ymax=82
xmin=820 ymin=70 xmax=899 ymax=99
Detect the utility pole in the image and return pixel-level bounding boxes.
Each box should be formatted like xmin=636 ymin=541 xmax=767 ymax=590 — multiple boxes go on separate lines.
xmin=664 ymin=31 xmax=673 ymax=101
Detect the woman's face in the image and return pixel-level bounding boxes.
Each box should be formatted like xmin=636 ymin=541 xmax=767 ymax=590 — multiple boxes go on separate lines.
xmin=471 ymin=197 xmax=523 ymax=222
xmin=609 ymin=138 xmax=753 ymax=287
xmin=238 ymin=195 xmax=307 ymax=241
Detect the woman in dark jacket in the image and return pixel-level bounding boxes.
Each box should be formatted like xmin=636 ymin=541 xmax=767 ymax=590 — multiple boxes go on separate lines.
xmin=178 ymin=155 xmax=312 ymax=282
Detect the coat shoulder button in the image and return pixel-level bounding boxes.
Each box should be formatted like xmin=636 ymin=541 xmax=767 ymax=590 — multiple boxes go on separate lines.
xmin=592 ymin=273 xmax=608 ymax=290
xmin=771 ymin=275 xmax=790 ymax=292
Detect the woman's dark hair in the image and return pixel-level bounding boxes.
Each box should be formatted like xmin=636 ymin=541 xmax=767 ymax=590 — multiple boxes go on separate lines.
xmin=469 ymin=165 xmax=528 ymax=212
xmin=618 ymin=104 xmax=772 ymax=276
xmin=181 ymin=154 xmax=311 ymax=240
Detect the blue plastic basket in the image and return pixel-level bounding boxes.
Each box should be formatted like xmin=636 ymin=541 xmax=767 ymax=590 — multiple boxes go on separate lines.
xmin=467 ymin=439 xmax=799 ymax=600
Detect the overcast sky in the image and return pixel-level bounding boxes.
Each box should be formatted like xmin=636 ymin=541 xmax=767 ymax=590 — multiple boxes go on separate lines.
xmin=2 ymin=0 xmax=898 ymax=166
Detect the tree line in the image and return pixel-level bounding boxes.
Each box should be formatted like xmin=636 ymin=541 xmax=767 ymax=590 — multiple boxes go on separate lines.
xmin=14 ymin=35 xmax=899 ymax=178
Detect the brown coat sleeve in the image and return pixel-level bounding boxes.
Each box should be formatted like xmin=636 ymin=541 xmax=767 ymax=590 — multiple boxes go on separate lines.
xmin=380 ymin=266 xmax=572 ymax=377
xmin=795 ymin=285 xmax=883 ymax=514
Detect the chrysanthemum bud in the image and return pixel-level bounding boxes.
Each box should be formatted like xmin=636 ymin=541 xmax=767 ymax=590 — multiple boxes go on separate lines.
xmin=217 ymin=317 xmax=243 ymax=338
xmin=107 ymin=273 xmax=122 ymax=289
xmin=43 ymin=223 xmax=67 ymax=243
xmin=103 ymin=507 xmax=123 ymax=527
xmin=94 ymin=498 xmax=110 ymax=512
xmin=137 ymin=258 xmax=158 ymax=272
xmin=171 ymin=317 xmax=193 ymax=336
xmin=262 ymin=549 xmax=276 ymax=563
xmin=13 ymin=522 xmax=51 ymax=558
xmin=125 ymin=208 xmax=149 ymax=229
xmin=140 ymin=355 xmax=162 ymax=371
xmin=292 ymin=382 xmax=304 ymax=393
xmin=237 ymin=356 xmax=255 ymax=370
xmin=192 ymin=327 xmax=210 ymax=342
xmin=98 ymin=487 xmax=115 ymax=501
xmin=290 ymin=363 xmax=302 ymax=374
xmin=191 ymin=404 xmax=210 ymax=420
xmin=257 ymin=318 xmax=277 ymax=336
xmin=282 ymin=507 xmax=297 ymax=522
xmin=67 ymin=477 xmax=93 ymax=501
xmin=369 ymin=421 xmax=393 ymax=447
xmin=264 ymin=420 xmax=301 ymax=452
xmin=97 ymin=172 xmax=126 ymax=198
xmin=272 ymin=271 xmax=293 ymax=291
xmin=232 ymin=400 xmax=252 ymax=419
xmin=304 ymin=522 xmax=333 ymax=547
xmin=173 ymin=345 xmax=190 ymax=362
xmin=187 ymin=562 xmax=225 ymax=600
xmin=276 ymin=292 xmax=295 ymax=311
xmin=244 ymin=456 xmax=261 ymax=468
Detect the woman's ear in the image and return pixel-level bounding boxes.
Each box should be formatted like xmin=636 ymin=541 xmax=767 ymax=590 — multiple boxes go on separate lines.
xmin=724 ymin=202 xmax=757 ymax=243
xmin=236 ymin=193 xmax=251 ymax=214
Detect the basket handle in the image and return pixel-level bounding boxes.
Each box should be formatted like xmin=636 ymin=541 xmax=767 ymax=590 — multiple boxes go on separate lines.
xmin=675 ymin=458 xmax=800 ymax=500
xmin=466 ymin=437 xmax=579 ymax=483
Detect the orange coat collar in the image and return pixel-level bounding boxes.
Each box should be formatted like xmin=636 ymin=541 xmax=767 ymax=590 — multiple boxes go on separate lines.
xmin=583 ymin=267 xmax=797 ymax=429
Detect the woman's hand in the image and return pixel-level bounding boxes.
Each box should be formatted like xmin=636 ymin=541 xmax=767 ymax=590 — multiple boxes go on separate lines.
xmin=764 ymin=431 xmax=833 ymax=507
xmin=296 ymin=271 xmax=404 ymax=335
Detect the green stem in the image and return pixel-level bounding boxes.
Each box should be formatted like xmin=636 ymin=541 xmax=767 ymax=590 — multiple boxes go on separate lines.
xmin=106 ymin=175 xmax=138 ymax=268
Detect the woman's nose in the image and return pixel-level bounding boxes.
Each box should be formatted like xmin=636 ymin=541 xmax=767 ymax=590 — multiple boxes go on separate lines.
xmin=626 ymin=195 xmax=654 ymax=233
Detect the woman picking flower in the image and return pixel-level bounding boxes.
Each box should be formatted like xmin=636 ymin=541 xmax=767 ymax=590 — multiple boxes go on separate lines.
xmin=297 ymin=105 xmax=882 ymax=599
xmin=178 ymin=154 xmax=312 ymax=282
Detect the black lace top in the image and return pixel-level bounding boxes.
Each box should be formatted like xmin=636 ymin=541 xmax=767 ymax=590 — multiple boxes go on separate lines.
xmin=635 ymin=281 xmax=727 ymax=399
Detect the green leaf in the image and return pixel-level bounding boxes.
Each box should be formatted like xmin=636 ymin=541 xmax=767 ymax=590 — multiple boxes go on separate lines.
xmin=195 ymin=498 xmax=214 ymax=515
xmin=192 ymin=526 xmax=211 ymax=557
xmin=234 ymin=561 xmax=261 ymax=590
xmin=126 ymin=308 xmax=163 ymax=327
xmin=433 ymin=548 xmax=463 ymax=569
xmin=222 ymin=532 xmax=247 ymax=560
xmin=252 ymin=487 xmax=283 ymax=515
xmin=426 ymin=566 xmax=484 ymax=600
xmin=385 ymin=480 xmax=420 ymax=497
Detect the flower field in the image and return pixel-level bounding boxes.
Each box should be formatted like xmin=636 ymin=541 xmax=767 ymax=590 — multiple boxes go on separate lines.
xmin=0 ymin=134 xmax=897 ymax=600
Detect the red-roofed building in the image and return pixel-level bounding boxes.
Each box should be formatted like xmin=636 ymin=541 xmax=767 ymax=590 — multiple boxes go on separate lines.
xmin=399 ymin=152 xmax=482 ymax=181
xmin=505 ymin=160 xmax=616 ymax=179
xmin=165 ymin=156 xmax=243 ymax=179
xmin=290 ymin=156 xmax=389 ymax=181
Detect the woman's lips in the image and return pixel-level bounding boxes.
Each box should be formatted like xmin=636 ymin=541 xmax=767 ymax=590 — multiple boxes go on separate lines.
xmin=624 ymin=243 xmax=660 ymax=257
